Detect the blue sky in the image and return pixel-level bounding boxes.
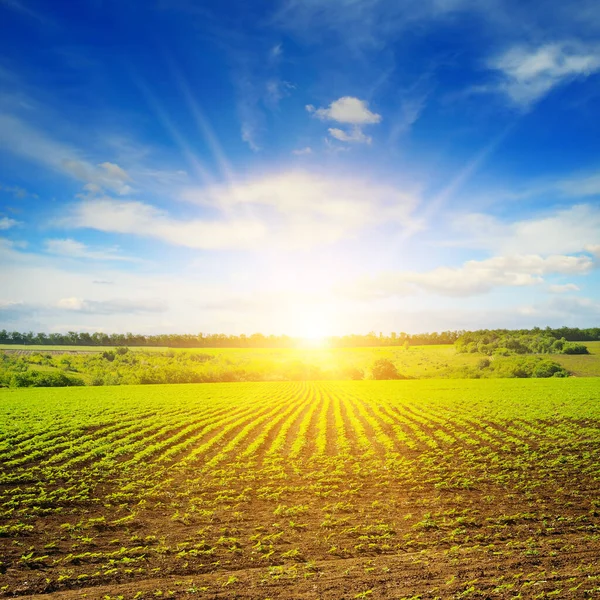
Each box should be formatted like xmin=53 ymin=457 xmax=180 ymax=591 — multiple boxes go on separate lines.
xmin=1 ymin=0 xmax=600 ymax=335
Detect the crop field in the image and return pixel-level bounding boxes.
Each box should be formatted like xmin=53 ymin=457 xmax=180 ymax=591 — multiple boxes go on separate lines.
xmin=1 ymin=379 xmax=600 ymax=599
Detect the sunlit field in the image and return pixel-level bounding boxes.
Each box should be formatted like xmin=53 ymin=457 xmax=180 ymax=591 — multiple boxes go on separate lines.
xmin=3 ymin=342 xmax=600 ymax=385
xmin=2 ymin=378 xmax=599 ymax=599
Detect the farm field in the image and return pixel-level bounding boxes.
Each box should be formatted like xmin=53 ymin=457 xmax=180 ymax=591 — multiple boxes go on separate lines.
xmin=1 ymin=379 xmax=600 ymax=598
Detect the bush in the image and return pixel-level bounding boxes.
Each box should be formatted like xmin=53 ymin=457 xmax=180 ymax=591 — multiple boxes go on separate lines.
xmin=10 ymin=370 xmax=85 ymax=387
xmin=341 ymin=366 xmax=364 ymax=380
xmin=533 ymin=360 xmax=568 ymax=378
xmin=371 ymin=358 xmax=403 ymax=380
xmin=562 ymin=343 xmax=589 ymax=355
xmin=488 ymin=356 xmax=568 ymax=379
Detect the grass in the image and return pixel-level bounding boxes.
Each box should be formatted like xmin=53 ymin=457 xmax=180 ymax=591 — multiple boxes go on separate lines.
xmin=4 ymin=341 xmax=600 ymax=379
xmin=1 ymin=378 xmax=599 ymax=598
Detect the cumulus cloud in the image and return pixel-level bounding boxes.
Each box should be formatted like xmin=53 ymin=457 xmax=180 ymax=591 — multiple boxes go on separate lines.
xmin=307 ymin=97 xmax=381 ymax=125
xmin=487 ymin=42 xmax=600 ymax=107
xmin=346 ymin=253 xmax=595 ymax=298
xmin=307 ymin=97 xmax=381 ymax=144
xmin=44 ymin=238 xmax=137 ymax=262
xmin=450 ymin=204 xmax=600 ymax=256
xmin=0 ymin=217 xmax=19 ymax=230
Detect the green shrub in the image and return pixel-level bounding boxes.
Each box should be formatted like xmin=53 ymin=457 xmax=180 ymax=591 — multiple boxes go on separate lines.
xmin=10 ymin=370 xmax=85 ymax=388
xmin=371 ymin=358 xmax=404 ymax=380
xmin=477 ymin=358 xmax=491 ymax=370
xmin=562 ymin=343 xmax=589 ymax=355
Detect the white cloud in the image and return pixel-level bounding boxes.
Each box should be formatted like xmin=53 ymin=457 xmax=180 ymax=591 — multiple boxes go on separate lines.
xmin=179 ymin=170 xmax=419 ymax=247
xmin=44 ymin=238 xmax=137 ymax=262
xmin=559 ymin=172 xmax=600 ymax=197
xmin=488 ymin=42 xmax=600 ymax=107
xmin=292 ymin=146 xmax=312 ymax=155
xmin=63 ymin=159 xmax=132 ymax=195
xmin=0 ymin=217 xmax=19 ymax=230
xmin=59 ymin=171 xmax=419 ymax=251
xmin=389 ymin=91 xmax=428 ymax=143
xmin=405 ymin=253 xmax=593 ymax=296
xmin=63 ymin=197 xmax=267 ymax=250
xmin=450 ymin=204 xmax=600 ymax=256
xmin=328 ymin=127 xmax=372 ymax=144
xmin=307 ymin=97 xmax=382 ymax=145
xmin=99 ymin=161 xmax=130 ymax=182
xmin=0 ymin=184 xmax=37 ymax=199
xmin=0 ymin=113 xmax=133 ymax=195
xmin=585 ymin=244 xmax=600 ymax=258
xmin=347 ymin=253 xmax=594 ymax=298
xmin=307 ymin=97 xmax=381 ymax=125
xmin=265 ymin=79 xmax=294 ymax=108
xmin=56 ymin=297 xmax=167 ymax=315
xmin=270 ymin=44 xmax=282 ymax=60
xmin=241 ymin=123 xmax=260 ymax=152
xmin=273 ymin=0 xmax=481 ymax=50
xmin=548 ymin=283 xmax=580 ymax=293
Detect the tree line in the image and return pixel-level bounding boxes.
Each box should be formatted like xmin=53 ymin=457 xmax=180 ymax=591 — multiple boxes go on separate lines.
xmin=455 ymin=328 xmax=598 ymax=355
xmin=0 ymin=326 xmax=598 ymax=349
xmin=0 ymin=330 xmax=460 ymax=347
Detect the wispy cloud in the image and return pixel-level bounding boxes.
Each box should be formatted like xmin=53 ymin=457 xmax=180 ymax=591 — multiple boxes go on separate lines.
xmin=0 ymin=183 xmax=38 ymax=199
xmin=180 ymin=170 xmax=419 ymax=247
xmin=1 ymin=0 xmax=48 ymax=23
xmin=44 ymin=238 xmax=138 ymax=262
xmin=292 ymin=146 xmax=312 ymax=155
xmin=328 ymin=127 xmax=372 ymax=144
xmin=62 ymin=197 xmax=267 ymax=250
xmin=388 ymin=80 xmax=430 ymax=144
xmin=0 ymin=216 xmax=19 ymax=230
xmin=60 ymin=171 xmax=419 ymax=251
xmin=56 ymin=297 xmax=167 ymax=315
xmin=272 ymin=0 xmax=474 ymax=49
xmin=0 ymin=113 xmax=133 ymax=195
xmin=558 ymin=171 xmax=600 ymax=197
xmin=548 ymin=283 xmax=580 ymax=293
xmin=232 ymin=41 xmax=293 ymax=152
xmin=486 ymin=42 xmax=600 ymax=108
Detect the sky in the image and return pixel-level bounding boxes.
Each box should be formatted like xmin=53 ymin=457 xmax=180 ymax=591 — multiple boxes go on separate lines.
xmin=1 ymin=0 xmax=600 ymax=337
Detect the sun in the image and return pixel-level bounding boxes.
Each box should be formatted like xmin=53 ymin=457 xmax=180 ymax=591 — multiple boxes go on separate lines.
xmin=294 ymin=309 xmax=332 ymax=348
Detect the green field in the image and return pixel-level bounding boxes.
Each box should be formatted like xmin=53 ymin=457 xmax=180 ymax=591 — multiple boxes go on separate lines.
xmin=1 ymin=378 xmax=599 ymax=598
xmin=3 ymin=341 xmax=600 ymax=386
